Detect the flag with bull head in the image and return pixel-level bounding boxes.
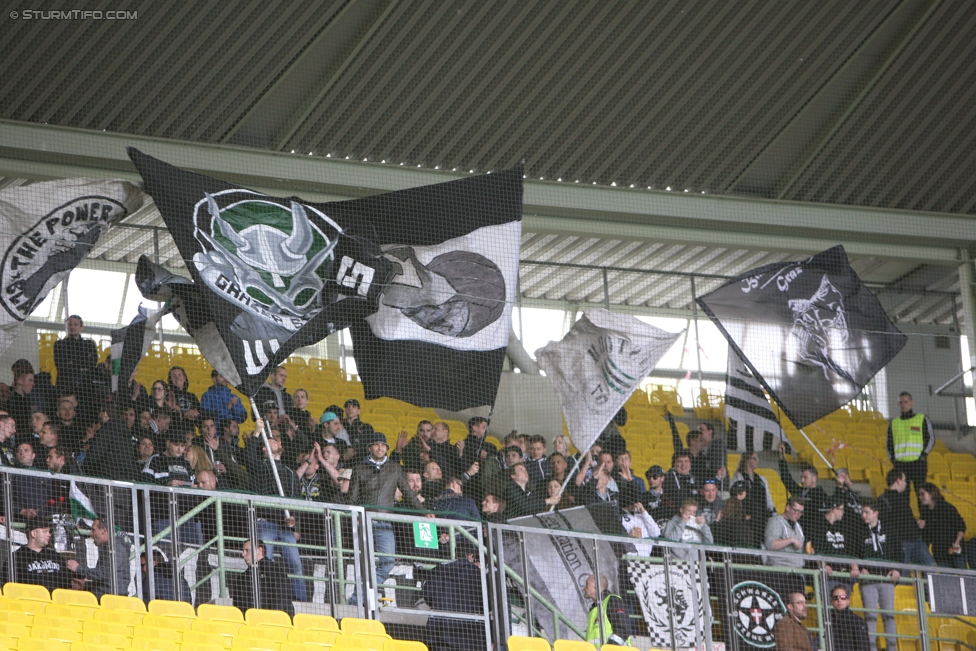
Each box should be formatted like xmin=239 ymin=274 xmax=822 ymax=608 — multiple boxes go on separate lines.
xmin=128 ymin=148 xmax=396 ymax=397
xmin=535 ymin=309 xmax=682 ymax=454
xmin=698 ymin=245 xmax=907 ymax=429
xmin=0 ymin=178 xmax=144 ymax=354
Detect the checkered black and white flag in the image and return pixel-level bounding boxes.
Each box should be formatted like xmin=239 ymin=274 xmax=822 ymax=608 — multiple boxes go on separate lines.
xmin=628 ymin=559 xmax=706 ymax=648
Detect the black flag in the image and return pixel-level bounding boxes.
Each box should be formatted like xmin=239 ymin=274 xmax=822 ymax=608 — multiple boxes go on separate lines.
xmin=128 ymin=149 xmax=396 ymax=397
xmin=348 ymin=168 xmax=523 ymax=411
xmin=698 ymin=245 xmax=907 ymax=430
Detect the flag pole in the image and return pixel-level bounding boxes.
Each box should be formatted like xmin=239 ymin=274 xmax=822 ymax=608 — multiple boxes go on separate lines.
xmin=797 ymin=428 xmax=834 ymax=470
xmin=249 ymin=400 xmax=290 ymax=518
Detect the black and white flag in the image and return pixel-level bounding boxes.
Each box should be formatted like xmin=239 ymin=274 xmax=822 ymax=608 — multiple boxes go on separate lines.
xmin=110 ymin=304 xmax=169 ymax=393
xmin=698 ymin=246 xmax=907 ymax=429
xmin=128 ymin=149 xmax=396 ymax=397
xmin=725 ymin=351 xmax=786 ymax=452
xmin=628 ymin=560 xmax=707 ymax=648
xmin=536 ymin=309 xmax=681 ymax=454
xmin=0 ymin=178 xmax=144 ymax=354
xmin=348 ymin=167 xmax=522 ymax=411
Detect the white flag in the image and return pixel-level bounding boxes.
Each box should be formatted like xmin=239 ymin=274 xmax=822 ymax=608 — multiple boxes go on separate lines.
xmin=535 ymin=309 xmax=681 ymax=453
xmin=724 ymin=351 xmax=786 ymax=452
xmin=0 ymin=178 xmax=144 ymax=353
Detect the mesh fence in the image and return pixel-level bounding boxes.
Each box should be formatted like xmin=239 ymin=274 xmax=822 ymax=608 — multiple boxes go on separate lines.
xmin=2 ymin=4 xmax=976 ymax=650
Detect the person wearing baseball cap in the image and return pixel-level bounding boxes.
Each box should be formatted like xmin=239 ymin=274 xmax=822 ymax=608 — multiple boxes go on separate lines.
xmin=642 ymin=465 xmax=674 ymax=524
xmin=343 ymin=429 xmax=422 ymax=603
xmin=342 ymin=398 xmax=375 ymax=462
xmin=807 ymin=494 xmax=860 ymax=596
xmin=12 ymin=521 xmax=73 ymax=591
xmin=317 ymin=409 xmax=351 ymax=458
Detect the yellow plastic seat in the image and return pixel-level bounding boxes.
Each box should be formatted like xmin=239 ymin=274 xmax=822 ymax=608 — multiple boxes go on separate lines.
xmin=554 ymin=642 xmax=595 ymax=651
xmin=287 ymin=629 xmax=339 ymax=645
xmin=100 ymin=595 xmax=147 ymax=613
xmin=0 ymin=632 xmax=16 ymax=648
xmin=16 ymin=638 xmax=68 ymax=651
xmin=182 ymin=631 xmax=232 ymax=648
xmin=0 ymin=623 xmax=30 ymax=641
xmin=50 ymin=591 xmax=97 ymax=609
xmin=383 ymin=641 xmax=429 ymax=651
xmin=237 ymin=626 xmax=290 ymax=642
xmin=600 ymin=647 xmax=632 ymax=651
xmin=3 ymin=585 xmax=50 ymax=603
xmin=0 ymin=612 xmax=33 ymax=626
xmin=148 ymin=600 xmax=196 ymax=619
xmin=129 ymin=637 xmax=181 ymax=651
xmin=333 ymin=634 xmax=387 ymax=650
xmin=508 ymin=636 xmax=552 ymax=651
xmin=79 ymin=631 xmax=129 ymax=649
xmin=230 ymin=636 xmax=281 ymax=651
xmin=183 ymin=643 xmax=229 ymax=651
xmin=143 ymin=614 xmax=193 ymax=631
xmin=31 ymin=616 xmax=83 ymax=633
xmin=199 ymin=604 xmax=245 ymax=623
xmin=30 ymin=628 xmax=80 ymax=644
xmin=132 ymin=625 xmax=183 ymax=643
xmin=280 ymin=643 xmax=320 ymax=651
xmin=82 ymin=619 xmax=134 ymax=639
xmin=339 ymin=619 xmax=385 ymax=636
xmin=191 ymin=620 xmax=244 ymax=638
xmin=43 ymin=605 xmax=94 ymax=621
xmin=293 ymin=614 xmax=339 ymax=632
xmin=245 ymin=609 xmax=292 ymax=628
xmin=93 ymin=609 xmax=144 ymax=627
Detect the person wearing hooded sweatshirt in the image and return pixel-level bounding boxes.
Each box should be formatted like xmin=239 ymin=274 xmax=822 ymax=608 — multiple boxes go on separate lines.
xmin=200 ymin=370 xmax=247 ymax=427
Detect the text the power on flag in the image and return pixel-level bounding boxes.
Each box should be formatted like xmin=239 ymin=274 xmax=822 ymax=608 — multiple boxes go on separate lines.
xmin=698 ymin=245 xmax=907 ymax=430
xmin=348 ymin=167 xmax=522 ymax=411
xmin=0 ymin=178 xmax=144 ymax=354
xmin=128 ymin=149 xmax=396 ymax=397
xmin=725 ymin=351 xmax=786 ymax=452
xmin=536 ymin=309 xmax=682 ymax=453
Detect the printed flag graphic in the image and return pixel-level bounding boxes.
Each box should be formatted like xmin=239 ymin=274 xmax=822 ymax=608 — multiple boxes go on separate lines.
xmin=698 ymin=245 xmax=907 ymax=429
xmin=69 ymin=481 xmax=98 ymax=526
xmin=536 ymin=309 xmax=681 ymax=454
xmin=128 ymin=149 xmax=396 ymax=397
xmin=348 ymin=167 xmax=522 ymax=410
xmin=0 ymin=178 xmax=144 ymax=354
xmin=725 ymin=351 xmax=786 ymax=452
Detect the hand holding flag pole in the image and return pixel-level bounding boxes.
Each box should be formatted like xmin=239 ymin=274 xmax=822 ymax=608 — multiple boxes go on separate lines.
xmin=249 ymin=401 xmax=290 ymax=520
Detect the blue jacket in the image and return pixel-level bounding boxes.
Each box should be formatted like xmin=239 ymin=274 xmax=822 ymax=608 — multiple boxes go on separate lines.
xmin=200 ymin=385 xmax=247 ymax=426
xmin=431 ymin=490 xmax=481 ymax=522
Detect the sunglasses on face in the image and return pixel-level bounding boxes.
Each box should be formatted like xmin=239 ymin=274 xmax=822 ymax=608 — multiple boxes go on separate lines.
xmin=831 ymin=594 xmax=848 ymax=601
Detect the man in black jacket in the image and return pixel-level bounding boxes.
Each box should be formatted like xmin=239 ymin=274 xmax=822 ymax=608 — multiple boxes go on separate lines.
xmin=807 ymin=496 xmax=860 ymax=596
xmin=859 ymin=499 xmax=901 ymax=651
xmin=504 ymin=463 xmax=545 ymax=519
xmin=12 ymin=522 xmax=74 ymax=590
xmin=828 ymin=584 xmax=871 ymax=651
xmin=878 ymin=469 xmax=935 ymax=566
xmin=777 ymin=441 xmax=831 ymax=539
xmin=251 ymin=433 xmax=305 ymax=602
xmin=423 ymin=541 xmax=485 ymax=651
xmin=229 ymin=539 xmax=294 ymax=616
xmin=53 ymin=315 xmax=98 ymax=392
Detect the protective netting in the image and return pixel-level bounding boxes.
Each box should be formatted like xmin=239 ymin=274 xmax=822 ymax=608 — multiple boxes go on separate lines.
xmin=3 ymin=4 xmax=976 ymax=651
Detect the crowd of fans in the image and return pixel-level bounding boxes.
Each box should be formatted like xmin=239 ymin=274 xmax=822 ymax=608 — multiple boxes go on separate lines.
xmin=0 ymin=320 xmax=971 ymax=650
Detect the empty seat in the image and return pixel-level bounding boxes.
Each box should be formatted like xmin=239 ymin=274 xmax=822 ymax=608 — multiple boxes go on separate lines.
xmin=0 ymin=623 xmax=30 ymax=641
xmin=30 ymin=628 xmax=81 ymax=644
xmin=383 ymin=641 xmax=429 ymax=651
xmin=191 ymin=620 xmax=244 ymax=638
xmin=31 ymin=616 xmax=83 ymax=633
xmin=143 ymin=614 xmax=193 ymax=631
xmin=100 ymin=595 xmax=147 ymax=613
xmin=287 ymin=629 xmax=339 ymax=645
xmin=182 ymin=630 xmax=232 ymax=648
xmin=132 ymin=625 xmax=183 ymax=644
xmin=237 ymin=626 xmax=290 ymax=643
xmin=148 ymin=600 xmax=196 ymax=619
xmin=93 ymin=609 xmax=144 ymax=627
xmin=554 ymin=642 xmax=596 ymax=651
xmin=3 ymin=585 xmax=49 ymax=603
xmin=199 ymin=604 xmax=246 ymax=623
xmin=129 ymin=637 xmax=181 ymax=651
xmin=43 ymin=606 xmax=94 ymax=621
xmin=507 ymin=637 xmax=552 ymax=651
xmin=82 ymin=619 xmax=135 ymax=639
xmin=339 ymin=619 xmax=385 ymax=636
xmin=245 ymin=609 xmax=292 ymax=628
xmin=230 ymin=636 xmax=282 ymax=651
xmin=292 ymin=614 xmax=339 ymax=632
xmin=50 ymin=591 xmax=97 ymax=609
xmin=16 ymin=638 xmax=69 ymax=651
xmin=79 ymin=631 xmax=129 ymax=649
xmin=0 ymin=611 xmax=33 ymax=626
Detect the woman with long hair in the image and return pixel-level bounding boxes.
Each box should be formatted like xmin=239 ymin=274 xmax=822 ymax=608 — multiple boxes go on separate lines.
xmin=713 ymin=480 xmax=756 ymax=550
xmin=917 ymin=482 xmax=967 ymax=568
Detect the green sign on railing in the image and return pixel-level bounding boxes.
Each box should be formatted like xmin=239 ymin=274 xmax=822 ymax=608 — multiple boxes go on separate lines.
xmin=413 ymin=521 xmax=438 ymax=549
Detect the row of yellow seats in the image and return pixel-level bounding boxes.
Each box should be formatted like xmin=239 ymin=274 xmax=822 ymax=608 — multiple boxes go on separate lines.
xmin=0 ymin=584 xmax=423 ymax=651
xmin=507 ymin=636 xmax=638 ymax=651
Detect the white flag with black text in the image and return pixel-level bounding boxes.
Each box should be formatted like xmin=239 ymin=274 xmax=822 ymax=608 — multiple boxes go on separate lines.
xmin=0 ymin=178 xmax=144 ymax=354
xmin=724 ymin=351 xmax=786 ymax=452
xmin=536 ymin=309 xmax=681 ymax=454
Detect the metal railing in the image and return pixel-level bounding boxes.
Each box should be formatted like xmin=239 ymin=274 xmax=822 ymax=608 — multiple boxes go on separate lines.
xmin=3 ymin=463 xmax=976 ymax=650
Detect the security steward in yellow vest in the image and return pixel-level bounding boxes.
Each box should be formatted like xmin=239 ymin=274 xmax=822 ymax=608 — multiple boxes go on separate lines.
xmin=886 ymin=392 xmax=934 ymax=494
xmin=583 ymin=574 xmax=633 ymax=646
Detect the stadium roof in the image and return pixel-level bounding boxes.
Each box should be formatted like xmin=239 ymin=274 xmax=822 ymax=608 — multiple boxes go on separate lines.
xmin=1 ymin=0 xmax=975 ymax=326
